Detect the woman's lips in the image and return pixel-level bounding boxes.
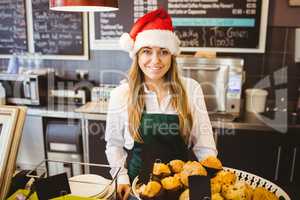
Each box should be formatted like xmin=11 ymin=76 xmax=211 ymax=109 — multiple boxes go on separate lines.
xmin=147 ymin=66 xmax=162 ymax=72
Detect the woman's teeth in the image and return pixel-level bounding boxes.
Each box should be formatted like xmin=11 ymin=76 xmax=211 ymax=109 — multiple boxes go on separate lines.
xmin=148 ymin=66 xmax=161 ymax=70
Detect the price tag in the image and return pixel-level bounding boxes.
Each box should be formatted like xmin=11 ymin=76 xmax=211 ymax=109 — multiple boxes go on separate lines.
xmin=189 ymin=175 xmax=211 ymax=200
xmin=35 ymin=172 xmax=71 ymax=200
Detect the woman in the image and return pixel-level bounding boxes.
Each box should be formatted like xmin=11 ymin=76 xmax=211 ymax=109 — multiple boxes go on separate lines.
xmin=105 ymin=8 xmax=217 ymax=200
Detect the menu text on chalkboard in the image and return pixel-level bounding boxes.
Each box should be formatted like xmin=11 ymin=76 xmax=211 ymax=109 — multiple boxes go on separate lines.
xmin=90 ymin=0 xmax=268 ymax=53
xmin=31 ymin=0 xmax=84 ymax=55
xmin=171 ymin=0 xmax=262 ymax=49
xmin=0 ymin=0 xmax=28 ymax=54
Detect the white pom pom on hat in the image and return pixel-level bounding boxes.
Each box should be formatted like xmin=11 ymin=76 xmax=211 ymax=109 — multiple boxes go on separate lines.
xmin=119 ymin=8 xmax=180 ymax=58
xmin=119 ymin=33 xmax=134 ymax=52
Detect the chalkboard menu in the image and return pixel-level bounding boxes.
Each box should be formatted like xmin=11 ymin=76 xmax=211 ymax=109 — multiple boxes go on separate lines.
xmin=90 ymin=0 xmax=269 ymax=53
xmin=0 ymin=0 xmax=88 ymax=59
xmin=0 ymin=0 xmax=28 ymax=55
xmin=31 ymin=0 xmax=88 ymax=59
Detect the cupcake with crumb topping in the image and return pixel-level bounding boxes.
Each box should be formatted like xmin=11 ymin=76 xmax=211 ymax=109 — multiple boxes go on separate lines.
xmin=137 ymin=181 xmax=164 ymax=200
xmin=152 ymin=162 xmax=171 ymax=179
xmin=221 ymin=181 xmax=253 ymax=200
xmin=213 ymin=170 xmax=237 ymax=186
xmin=161 ymin=175 xmax=183 ymax=199
xmin=180 ymin=161 xmax=207 ymax=187
xmin=252 ymin=187 xmax=279 ymax=200
xmin=169 ymin=159 xmax=185 ymax=173
xmin=212 ymin=193 xmax=224 ymax=200
xmin=179 ymin=189 xmax=189 ymax=200
xmin=200 ymin=156 xmax=223 ymax=177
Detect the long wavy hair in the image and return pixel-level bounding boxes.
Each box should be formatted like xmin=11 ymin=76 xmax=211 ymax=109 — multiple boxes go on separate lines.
xmin=127 ymin=54 xmax=193 ymax=143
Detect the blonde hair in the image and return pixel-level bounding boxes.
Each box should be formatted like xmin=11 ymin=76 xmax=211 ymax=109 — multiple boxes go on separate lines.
xmin=127 ymin=55 xmax=193 ymax=143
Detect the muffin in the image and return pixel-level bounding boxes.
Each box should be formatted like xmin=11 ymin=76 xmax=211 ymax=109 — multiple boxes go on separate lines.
xmin=211 ymin=177 xmax=222 ymax=194
xmin=180 ymin=161 xmax=207 ymax=187
xmin=200 ymin=156 xmax=223 ymax=177
xmin=179 ymin=189 xmax=189 ymax=200
xmin=182 ymin=161 xmax=208 ymax=175
xmin=169 ymin=160 xmax=185 ymax=173
xmin=221 ymin=181 xmax=253 ymax=200
xmin=137 ymin=181 xmax=162 ymax=199
xmin=161 ymin=175 xmax=184 ymax=200
xmin=161 ymin=176 xmax=182 ymax=190
xmin=152 ymin=162 xmax=171 ymax=178
xmin=252 ymin=187 xmax=279 ymax=200
xmin=174 ymin=173 xmax=181 ymax=180
xmin=214 ymin=170 xmax=237 ymax=185
xmin=200 ymin=156 xmax=223 ymax=170
xmin=212 ymin=193 xmax=224 ymax=200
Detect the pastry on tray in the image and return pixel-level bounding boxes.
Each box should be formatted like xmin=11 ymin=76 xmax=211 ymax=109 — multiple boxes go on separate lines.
xmin=213 ymin=170 xmax=237 ymax=186
xmin=137 ymin=181 xmax=163 ymax=199
xmin=152 ymin=162 xmax=171 ymax=178
xmin=161 ymin=176 xmax=182 ymax=190
xmin=221 ymin=181 xmax=253 ymax=200
xmin=200 ymin=156 xmax=223 ymax=177
xmin=200 ymin=156 xmax=223 ymax=170
xmin=212 ymin=193 xmax=224 ymax=200
xmin=161 ymin=175 xmax=184 ymax=200
xmin=211 ymin=177 xmax=222 ymax=194
xmin=182 ymin=161 xmax=207 ymax=175
xmin=178 ymin=189 xmax=189 ymax=200
xmin=180 ymin=161 xmax=207 ymax=187
xmin=169 ymin=159 xmax=185 ymax=173
xmin=252 ymin=187 xmax=279 ymax=200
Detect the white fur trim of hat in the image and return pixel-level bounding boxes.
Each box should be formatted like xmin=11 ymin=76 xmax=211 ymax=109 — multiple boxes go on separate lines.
xmin=119 ymin=30 xmax=181 ymax=58
xmin=119 ymin=8 xmax=181 ymax=58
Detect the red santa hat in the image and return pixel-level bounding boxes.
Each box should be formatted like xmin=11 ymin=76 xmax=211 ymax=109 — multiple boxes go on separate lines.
xmin=119 ymin=8 xmax=180 ymax=58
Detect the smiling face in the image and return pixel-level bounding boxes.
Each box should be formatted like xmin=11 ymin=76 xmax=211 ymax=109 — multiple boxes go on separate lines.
xmin=138 ymin=46 xmax=172 ymax=84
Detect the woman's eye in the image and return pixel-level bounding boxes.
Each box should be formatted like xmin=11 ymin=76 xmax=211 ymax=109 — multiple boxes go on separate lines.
xmin=142 ymin=49 xmax=151 ymax=55
xmin=161 ymin=50 xmax=170 ymax=56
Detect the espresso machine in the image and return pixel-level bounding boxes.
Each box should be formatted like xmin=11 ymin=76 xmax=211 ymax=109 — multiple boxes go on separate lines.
xmin=176 ymin=56 xmax=244 ymax=119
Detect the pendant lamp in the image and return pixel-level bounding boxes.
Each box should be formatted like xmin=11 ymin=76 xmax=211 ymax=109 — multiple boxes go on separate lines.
xmin=49 ymin=0 xmax=118 ymax=12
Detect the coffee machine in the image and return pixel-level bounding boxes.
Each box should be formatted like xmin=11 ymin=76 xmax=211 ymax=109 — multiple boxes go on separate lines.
xmin=176 ymin=56 xmax=244 ymax=118
xmin=0 ymin=73 xmax=47 ymax=106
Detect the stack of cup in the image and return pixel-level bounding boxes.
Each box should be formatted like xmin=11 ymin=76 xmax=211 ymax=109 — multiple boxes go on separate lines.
xmin=245 ymin=89 xmax=268 ymax=113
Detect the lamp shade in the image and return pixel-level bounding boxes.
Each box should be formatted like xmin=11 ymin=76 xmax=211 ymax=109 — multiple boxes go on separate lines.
xmin=49 ymin=0 xmax=118 ymax=12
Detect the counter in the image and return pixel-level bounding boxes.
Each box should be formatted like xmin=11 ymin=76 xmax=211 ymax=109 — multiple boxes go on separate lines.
xmin=27 ymin=103 xmax=106 ymax=120
xmin=27 ymin=105 xmax=82 ymax=119
xmin=212 ymin=112 xmax=300 ymax=131
xmin=26 ymin=102 xmax=300 ymax=131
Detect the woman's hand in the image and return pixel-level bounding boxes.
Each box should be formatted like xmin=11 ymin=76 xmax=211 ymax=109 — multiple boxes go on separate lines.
xmin=117 ymin=184 xmax=131 ymax=200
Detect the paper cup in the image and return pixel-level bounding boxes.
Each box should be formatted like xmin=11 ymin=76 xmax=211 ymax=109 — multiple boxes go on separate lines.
xmin=245 ymin=89 xmax=268 ymax=113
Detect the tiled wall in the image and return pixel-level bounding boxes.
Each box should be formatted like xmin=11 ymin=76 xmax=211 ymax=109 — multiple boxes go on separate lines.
xmin=220 ymin=27 xmax=300 ymax=104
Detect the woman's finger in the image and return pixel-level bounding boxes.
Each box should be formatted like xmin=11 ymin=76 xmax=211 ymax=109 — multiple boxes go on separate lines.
xmin=117 ymin=190 xmax=123 ymax=200
xmin=122 ymin=187 xmax=131 ymax=200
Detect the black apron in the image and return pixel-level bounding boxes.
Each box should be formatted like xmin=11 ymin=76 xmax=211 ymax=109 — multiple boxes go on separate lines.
xmin=127 ymin=111 xmax=196 ymax=183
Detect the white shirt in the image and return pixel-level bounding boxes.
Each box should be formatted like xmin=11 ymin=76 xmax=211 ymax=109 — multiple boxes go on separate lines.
xmin=105 ymin=77 xmax=217 ymax=184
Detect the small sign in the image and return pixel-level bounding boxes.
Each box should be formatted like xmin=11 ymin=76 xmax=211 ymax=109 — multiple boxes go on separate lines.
xmin=189 ymin=175 xmax=211 ymax=200
xmin=35 ymin=172 xmax=71 ymax=200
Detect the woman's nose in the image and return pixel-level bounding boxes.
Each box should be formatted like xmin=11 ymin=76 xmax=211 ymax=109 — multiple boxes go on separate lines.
xmin=150 ymin=52 xmax=161 ymax=64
